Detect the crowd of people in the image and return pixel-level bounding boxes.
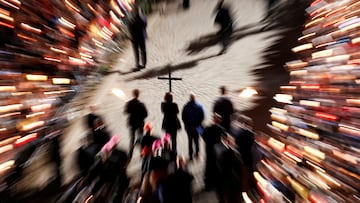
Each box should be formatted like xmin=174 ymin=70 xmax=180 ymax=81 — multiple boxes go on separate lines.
xmin=77 ymin=86 xmax=257 ymax=203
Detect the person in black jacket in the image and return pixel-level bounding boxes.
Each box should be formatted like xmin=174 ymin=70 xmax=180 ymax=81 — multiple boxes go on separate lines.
xmin=128 ymin=7 xmax=147 ymax=70
xmin=125 ymin=89 xmax=148 ymax=157
xmin=201 ymin=113 xmax=224 ymax=190
xmin=213 ymin=86 xmax=234 ymax=132
xmin=161 ymin=92 xmax=181 ymax=154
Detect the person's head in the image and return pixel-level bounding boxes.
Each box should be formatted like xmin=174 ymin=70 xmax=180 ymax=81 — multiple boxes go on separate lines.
xmin=189 ymin=92 xmax=195 ymax=102
xmin=220 ymin=86 xmax=227 ymax=95
xmin=132 ymin=89 xmax=140 ymax=98
xmin=143 ymin=122 xmax=153 ymax=136
xmin=89 ymin=104 xmax=98 ymax=112
xmin=164 ymin=92 xmax=173 ymax=103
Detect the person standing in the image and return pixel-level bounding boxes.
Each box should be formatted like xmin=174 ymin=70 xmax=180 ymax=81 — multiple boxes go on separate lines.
xmin=183 ymin=0 xmax=190 ymax=9
xmin=182 ymin=93 xmax=205 ymax=160
xmin=214 ymin=0 xmax=233 ymax=55
xmin=128 ymin=7 xmax=147 ymax=70
xmin=201 ymin=113 xmax=225 ymax=190
xmin=124 ymin=89 xmax=148 ymax=157
xmin=161 ymin=92 xmax=181 ymax=154
xmin=213 ymin=86 xmax=234 ymax=132
xmin=214 ymin=133 xmax=243 ymax=203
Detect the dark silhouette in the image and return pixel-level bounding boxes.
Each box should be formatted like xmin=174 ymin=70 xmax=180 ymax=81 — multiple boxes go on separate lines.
xmin=86 ymin=104 xmax=104 ymax=133
xmin=182 ymin=93 xmax=205 ymax=160
xmin=214 ymin=0 xmax=233 ymax=55
xmin=183 ymin=0 xmax=190 ymax=9
xmin=162 ymin=157 xmax=194 ymax=203
xmin=201 ymin=113 xmax=224 ymax=190
xmin=213 ymin=86 xmax=234 ymax=132
xmin=124 ymin=89 xmax=148 ymax=157
xmin=128 ymin=7 xmax=147 ymax=70
xmin=214 ymin=133 xmax=243 ymax=203
xmin=161 ymin=92 xmax=181 ymax=154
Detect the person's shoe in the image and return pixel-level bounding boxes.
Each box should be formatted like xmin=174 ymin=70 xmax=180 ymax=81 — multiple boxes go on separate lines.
xmin=140 ymin=65 xmax=146 ymax=69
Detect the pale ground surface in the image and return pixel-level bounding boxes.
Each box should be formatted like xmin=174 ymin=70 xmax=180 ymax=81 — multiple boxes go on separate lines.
xmin=17 ymin=0 xmax=283 ymax=201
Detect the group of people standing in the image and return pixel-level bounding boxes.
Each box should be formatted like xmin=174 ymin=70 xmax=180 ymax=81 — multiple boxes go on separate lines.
xmin=83 ymin=85 xmax=256 ymax=202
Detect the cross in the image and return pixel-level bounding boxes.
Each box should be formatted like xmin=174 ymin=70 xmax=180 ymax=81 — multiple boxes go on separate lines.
xmin=157 ymin=65 xmax=182 ymax=92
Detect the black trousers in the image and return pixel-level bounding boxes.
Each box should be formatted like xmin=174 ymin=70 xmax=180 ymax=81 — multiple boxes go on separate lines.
xmin=132 ymin=38 xmax=146 ymax=68
xmin=185 ymin=126 xmax=199 ymax=159
xmin=129 ymin=125 xmax=144 ymax=157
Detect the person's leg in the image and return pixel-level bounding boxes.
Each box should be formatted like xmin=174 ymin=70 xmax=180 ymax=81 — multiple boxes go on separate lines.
xmin=132 ymin=41 xmax=140 ymax=68
xmin=170 ymin=130 xmax=177 ymax=153
xmin=193 ymin=130 xmax=200 ymax=157
xmin=139 ymin=39 xmax=146 ymax=68
xmin=129 ymin=127 xmax=136 ymax=157
xmin=186 ymin=128 xmax=193 ymax=160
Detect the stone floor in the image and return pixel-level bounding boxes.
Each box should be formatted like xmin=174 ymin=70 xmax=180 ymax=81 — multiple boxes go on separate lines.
xmin=9 ymin=0 xmax=311 ymax=202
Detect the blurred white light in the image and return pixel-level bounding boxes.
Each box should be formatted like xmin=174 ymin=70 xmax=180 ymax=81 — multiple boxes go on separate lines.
xmin=239 ymin=87 xmax=258 ymax=98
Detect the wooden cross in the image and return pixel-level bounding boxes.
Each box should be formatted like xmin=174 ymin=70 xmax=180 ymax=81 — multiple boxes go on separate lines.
xmin=157 ymin=65 xmax=182 ymax=92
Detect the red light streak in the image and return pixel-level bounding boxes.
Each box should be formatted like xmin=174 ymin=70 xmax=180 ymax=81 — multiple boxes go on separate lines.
xmin=0 ymin=21 xmax=13 ymax=28
xmin=14 ymin=133 xmax=38 ymax=147
xmin=315 ymin=112 xmax=337 ymax=121
xmin=311 ymin=0 xmax=322 ymax=7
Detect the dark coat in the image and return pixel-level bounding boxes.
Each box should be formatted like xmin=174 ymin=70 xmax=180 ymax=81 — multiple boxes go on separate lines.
xmin=182 ymin=100 xmax=205 ymax=129
xmin=201 ymin=124 xmax=224 ymax=188
xmin=125 ymin=98 xmax=148 ymax=128
xmin=161 ymin=102 xmax=181 ymax=131
xmin=213 ymin=96 xmax=234 ymax=130
xmin=128 ymin=13 xmax=147 ymax=41
xmin=162 ymin=169 xmax=194 ymax=203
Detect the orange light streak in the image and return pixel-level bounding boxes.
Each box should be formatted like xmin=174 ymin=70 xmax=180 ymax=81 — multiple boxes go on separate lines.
xmin=268 ymin=137 xmax=285 ymax=152
xmin=0 ymin=104 xmax=23 ymax=113
xmin=65 ymin=0 xmax=80 ymax=13
xmin=44 ymin=56 xmax=62 ymax=63
xmin=332 ymin=150 xmax=357 ymax=165
xmin=310 ymin=0 xmax=321 ymax=7
xmin=0 ymin=112 xmax=20 ymax=118
xmin=20 ymin=23 xmax=41 ymax=34
xmin=0 ymin=136 xmax=20 ymax=147
xmin=305 ymin=17 xmax=324 ymax=28
xmin=50 ymin=47 xmax=67 ymax=54
xmin=17 ymin=33 xmax=37 ymax=42
xmin=325 ymin=6 xmax=346 ymax=17
xmin=0 ymin=160 xmax=15 ymax=173
xmin=19 ymin=120 xmax=45 ymax=131
xmin=298 ymin=32 xmax=316 ymax=41
xmin=0 ymin=86 xmax=15 ymax=91
xmin=0 ymin=13 xmax=13 ymax=21
xmin=0 ymin=0 xmax=19 ymax=9
xmin=26 ymin=74 xmax=48 ymax=81
xmin=26 ymin=111 xmax=45 ymax=118
xmin=300 ymin=84 xmax=320 ymax=89
xmin=291 ymin=43 xmax=313 ymax=53
xmin=31 ymin=104 xmax=51 ymax=111
xmin=0 ymin=144 xmax=13 ymax=154
xmin=0 ymin=8 xmax=10 ymax=16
